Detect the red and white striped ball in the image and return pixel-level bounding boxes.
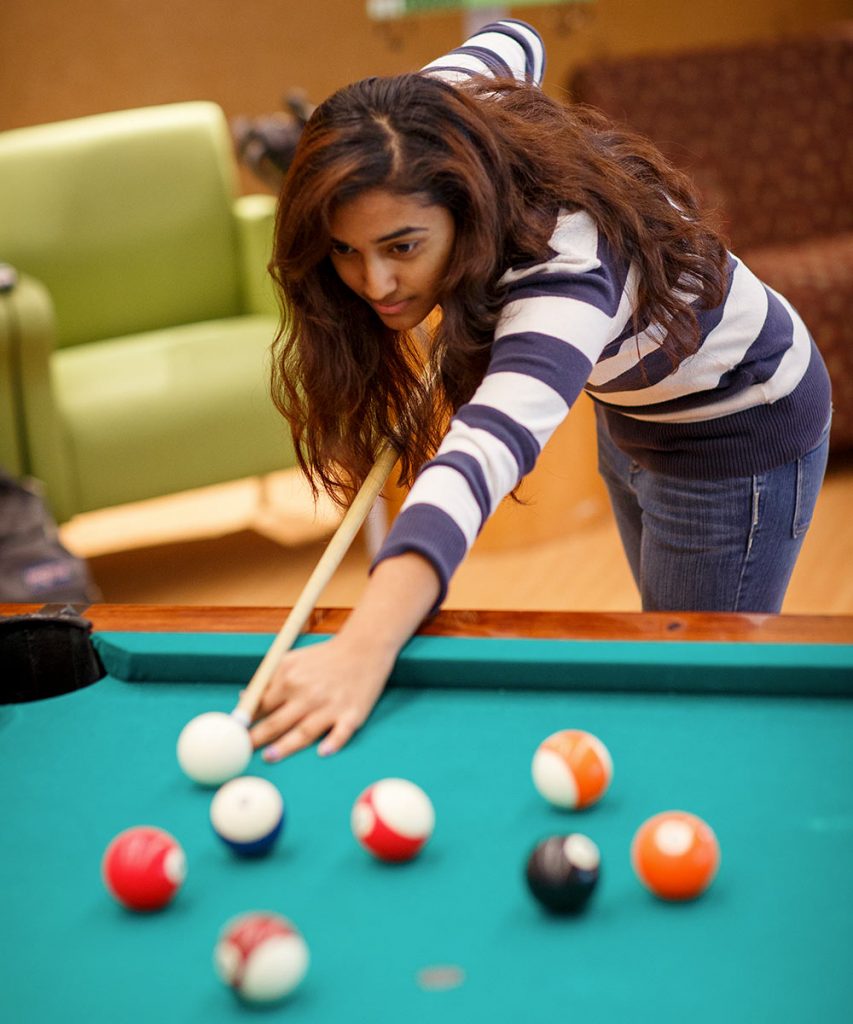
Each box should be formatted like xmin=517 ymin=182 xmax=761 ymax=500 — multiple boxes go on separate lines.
xmin=531 ymin=729 xmax=613 ymax=810
xmin=214 ymin=911 xmax=309 ymax=1004
xmin=351 ymin=777 xmax=435 ymax=862
xmin=102 ymin=825 xmax=186 ymax=911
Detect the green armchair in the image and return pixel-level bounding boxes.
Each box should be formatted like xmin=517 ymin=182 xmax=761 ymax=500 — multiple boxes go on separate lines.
xmin=0 ymin=101 xmax=295 ymax=524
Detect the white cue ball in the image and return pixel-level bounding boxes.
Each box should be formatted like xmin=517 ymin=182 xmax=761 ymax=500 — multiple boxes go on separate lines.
xmin=177 ymin=711 xmax=253 ymax=786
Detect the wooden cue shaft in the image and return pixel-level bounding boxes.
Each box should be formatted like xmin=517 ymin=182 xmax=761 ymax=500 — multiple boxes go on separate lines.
xmin=232 ymin=442 xmax=400 ymax=725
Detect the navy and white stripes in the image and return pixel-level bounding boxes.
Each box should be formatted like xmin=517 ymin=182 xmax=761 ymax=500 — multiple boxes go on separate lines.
xmin=421 ymin=19 xmax=546 ymax=86
xmin=373 ymin=22 xmax=831 ymax=604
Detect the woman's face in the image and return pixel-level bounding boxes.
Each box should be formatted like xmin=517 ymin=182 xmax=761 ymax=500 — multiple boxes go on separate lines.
xmin=328 ymin=189 xmax=456 ymax=331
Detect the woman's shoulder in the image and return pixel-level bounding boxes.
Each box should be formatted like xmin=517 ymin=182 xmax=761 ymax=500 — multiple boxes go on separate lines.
xmin=500 ymin=208 xmax=610 ymax=285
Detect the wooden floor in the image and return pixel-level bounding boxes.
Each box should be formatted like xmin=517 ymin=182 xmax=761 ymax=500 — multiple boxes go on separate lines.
xmin=60 ymin=454 xmax=853 ymax=618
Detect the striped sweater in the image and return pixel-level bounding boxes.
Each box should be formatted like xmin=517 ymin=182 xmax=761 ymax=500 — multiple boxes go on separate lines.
xmin=373 ymin=20 xmax=832 ymax=603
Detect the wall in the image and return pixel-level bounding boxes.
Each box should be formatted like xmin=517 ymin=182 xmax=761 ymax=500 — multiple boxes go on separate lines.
xmin=3 ymin=0 xmax=850 ymax=143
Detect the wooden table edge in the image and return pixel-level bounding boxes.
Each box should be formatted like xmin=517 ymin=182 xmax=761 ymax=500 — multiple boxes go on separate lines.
xmin=2 ymin=604 xmax=851 ymax=644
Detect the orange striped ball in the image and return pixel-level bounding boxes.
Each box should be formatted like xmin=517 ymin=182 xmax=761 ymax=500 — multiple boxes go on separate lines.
xmin=531 ymin=729 xmax=613 ymax=810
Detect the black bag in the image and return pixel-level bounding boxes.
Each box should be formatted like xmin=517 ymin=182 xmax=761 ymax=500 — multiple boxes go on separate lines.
xmin=231 ymin=92 xmax=314 ymax=192
xmin=0 ymin=469 xmax=100 ymax=603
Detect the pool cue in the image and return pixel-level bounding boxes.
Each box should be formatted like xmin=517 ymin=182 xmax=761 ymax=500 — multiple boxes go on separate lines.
xmin=232 ymin=440 xmax=400 ymax=726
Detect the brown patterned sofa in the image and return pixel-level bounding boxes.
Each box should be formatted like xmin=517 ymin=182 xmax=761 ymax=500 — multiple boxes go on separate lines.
xmin=569 ymin=25 xmax=853 ymax=452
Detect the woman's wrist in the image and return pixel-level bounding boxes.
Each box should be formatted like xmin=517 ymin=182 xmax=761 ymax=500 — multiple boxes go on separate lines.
xmin=331 ymin=621 xmax=400 ymax=671
xmin=336 ymin=551 xmax=441 ymax=663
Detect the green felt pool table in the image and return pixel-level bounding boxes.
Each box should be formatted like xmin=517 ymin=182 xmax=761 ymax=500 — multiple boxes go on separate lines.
xmin=2 ymin=604 xmax=853 ymax=1024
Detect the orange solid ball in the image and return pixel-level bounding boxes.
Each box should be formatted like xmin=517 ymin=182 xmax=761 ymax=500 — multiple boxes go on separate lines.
xmin=631 ymin=811 xmax=720 ymax=901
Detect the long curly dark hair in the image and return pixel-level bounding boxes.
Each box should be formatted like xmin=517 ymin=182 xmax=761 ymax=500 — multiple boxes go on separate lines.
xmin=270 ymin=72 xmax=727 ymax=506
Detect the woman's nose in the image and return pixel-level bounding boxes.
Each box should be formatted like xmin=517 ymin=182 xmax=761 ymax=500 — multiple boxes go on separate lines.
xmin=362 ymin=258 xmax=396 ymax=302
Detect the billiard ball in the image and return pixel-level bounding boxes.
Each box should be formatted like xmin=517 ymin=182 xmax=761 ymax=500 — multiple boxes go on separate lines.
xmin=525 ymin=833 xmax=601 ymax=914
xmin=102 ymin=825 xmax=186 ymax=912
xmin=631 ymin=810 xmax=720 ymax=901
xmin=351 ymin=777 xmax=435 ymax=862
xmin=177 ymin=711 xmax=253 ymax=786
xmin=531 ymin=729 xmax=613 ymax=809
xmin=214 ymin=911 xmax=309 ymax=1004
xmin=210 ymin=776 xmax=284 ymax=857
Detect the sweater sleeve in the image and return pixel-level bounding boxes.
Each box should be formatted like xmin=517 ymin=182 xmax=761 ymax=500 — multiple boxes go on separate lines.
xmin=372 ymin=211 xmax=638 ymax=608
xmin=421 ymin=19 xmax=545 ymax=86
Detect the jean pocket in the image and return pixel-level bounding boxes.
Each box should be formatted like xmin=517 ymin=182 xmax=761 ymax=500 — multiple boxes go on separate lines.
xmin=793 ymin=421 xmax=831 ymax=538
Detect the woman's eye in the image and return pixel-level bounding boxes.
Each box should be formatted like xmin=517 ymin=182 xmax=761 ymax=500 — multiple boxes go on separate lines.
xmin=330 ymin=242 xmax=353 ymax=256
xmin=392 ymin=241 xmax=418 ymax=256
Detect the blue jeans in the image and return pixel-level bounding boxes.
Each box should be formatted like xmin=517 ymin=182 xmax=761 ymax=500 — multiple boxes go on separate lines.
xmin=596 ymin=415 xmax=831 ymax=613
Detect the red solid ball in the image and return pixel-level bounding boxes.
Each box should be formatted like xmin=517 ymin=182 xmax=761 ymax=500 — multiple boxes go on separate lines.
xmin=102 ymin=825 xmax=186 ymax=911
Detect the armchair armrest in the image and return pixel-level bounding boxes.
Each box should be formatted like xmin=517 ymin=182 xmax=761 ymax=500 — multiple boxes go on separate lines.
xmin=234 ymin=194 xmax=279 ymax=318
xmin=0 ymin=268 xmax=25 ymax=476
xmin=0 ymin=273 xmax=76 ymax=520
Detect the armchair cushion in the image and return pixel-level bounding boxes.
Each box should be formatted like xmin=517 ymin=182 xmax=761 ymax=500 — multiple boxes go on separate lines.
xmin=0 ymin=103 xmax=244 ymax=348
xmin=52 ymin=316 xmax=290 ymax=513
xmin=0 ymin=103 xmax=296 ymax=522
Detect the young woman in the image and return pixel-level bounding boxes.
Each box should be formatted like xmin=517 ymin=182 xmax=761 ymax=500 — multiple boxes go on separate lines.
xmin=252 ymin=20 xmax=831 ymax=761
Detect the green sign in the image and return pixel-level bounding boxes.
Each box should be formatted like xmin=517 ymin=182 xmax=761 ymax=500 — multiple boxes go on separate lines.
xmin=368 ymin=0 xmax=588 ymax=20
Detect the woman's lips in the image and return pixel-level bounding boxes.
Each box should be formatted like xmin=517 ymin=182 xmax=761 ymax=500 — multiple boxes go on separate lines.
xmin=372 ymin=299 xmax=411 ymax=316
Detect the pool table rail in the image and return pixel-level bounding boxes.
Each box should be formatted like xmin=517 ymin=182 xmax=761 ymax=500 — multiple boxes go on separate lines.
xmin=5 ymin=603 xmax=851 ymax=645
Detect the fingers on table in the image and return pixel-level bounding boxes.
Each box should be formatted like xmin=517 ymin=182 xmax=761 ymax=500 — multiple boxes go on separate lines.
xmin=251 ymin=703 xmax=364 ymax=762
xmin=317 ymin=713 xmax=361 ymax=757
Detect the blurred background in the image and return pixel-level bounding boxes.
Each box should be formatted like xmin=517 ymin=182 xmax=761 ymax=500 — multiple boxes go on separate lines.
xmin=1 ymin=0 xmax=851 ymax=614
xmin=3 ymin=1 xmax=848 ymax=137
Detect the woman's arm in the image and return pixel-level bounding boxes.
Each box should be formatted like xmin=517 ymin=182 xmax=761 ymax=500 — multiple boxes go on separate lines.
xmin=421 ymin=19 xmax=546 ymax=86
xmin=249 ymin=551 xmax=440 ymax=761
xmin=372 ymin=210 xmax=631 ymax=611
xmin=251 ymin=21 xmax=549 ymax=763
